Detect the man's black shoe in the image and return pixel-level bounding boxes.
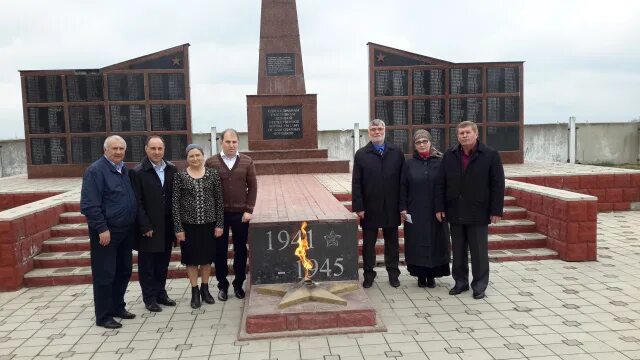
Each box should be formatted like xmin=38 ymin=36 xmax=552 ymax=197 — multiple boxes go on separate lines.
xmin=389 ymin=278 xmax=400 ymax=288
xmin=157 ymin=296 xmax=176 ymax=307
xmin=218 ymin=289 xmax=228 ymax=302
xmin=417 ymin=277 xmax=427 ymax=288
xmin=473 ymin=291 xmax=486 ymax=300
xmin=234 ymin=288 xmax=246 ymax=299
xmin=145 ymin=302 xmax=162 ymax=312
xmin=97 ymin=318 xmax=122 ymax=329
xmin=110 ymin=310 xmax=136 ymax=319
xmin=426 ymin=277 xmax=436 ymax=288
xmin=448 ymin=285 xmax=470 ymax=295
xmin=362 ymin=278 xmax=374 ymax=288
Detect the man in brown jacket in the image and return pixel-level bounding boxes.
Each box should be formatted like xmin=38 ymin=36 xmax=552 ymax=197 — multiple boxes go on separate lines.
xmin=205 ymin=128 xmax=257 ymax=300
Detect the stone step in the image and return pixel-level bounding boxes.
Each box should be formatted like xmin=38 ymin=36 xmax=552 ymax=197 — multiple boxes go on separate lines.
xmin=364 ymin=247 xmax=559 ymax=268
xmin=354 ymin=219 xmax=536 ymax=238
xmin=504 ymin=196 xmax=516 ymax=206
xmin=43 ymin=235 xmax=241 ymax=252
xmin=23 ymin=261 xmax=228 ymax=287
xmin=23 ymin=247 xmax=559 ymax=287
xmin=50 ymin=223 xmax=88 ymax=237
xmin=253 ymin=159 xmax=349 ymax=175
xmin=59 ymin=212 xmax=85 ymax=224
xmin=340 ymin=202 xmax=526 ymax=219
xmin=501 ymin=206 xmax=527 ymax=220
xmin=360 ymin=233 xmax=547 ymax=254
xmin=38 ymin=232 xmax=547 ymax=269
xmin=242 ymin=149 xmax=329 ymax=161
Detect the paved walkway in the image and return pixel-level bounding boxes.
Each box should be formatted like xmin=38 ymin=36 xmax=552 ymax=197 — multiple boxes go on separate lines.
xmin=0 ymin=211 xmax=638 ymax=360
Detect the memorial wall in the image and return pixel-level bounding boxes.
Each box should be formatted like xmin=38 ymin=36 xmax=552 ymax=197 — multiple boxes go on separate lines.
xmin=20 ymin=44 xmax=192 ymax=178
xmin=368 ymin=43 xmax=524 ymax=163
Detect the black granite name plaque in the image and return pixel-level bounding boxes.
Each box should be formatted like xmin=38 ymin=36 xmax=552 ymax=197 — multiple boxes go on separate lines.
xmin=266 ymin=53 xmax=296 ymax=76
xmin=262 ymin=105 xmax=303 ymax=139
xmin=250 ymin=222 xmax=358 ymax=285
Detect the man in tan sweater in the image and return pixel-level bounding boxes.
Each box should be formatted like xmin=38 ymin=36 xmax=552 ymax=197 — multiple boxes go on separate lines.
xmin=205 ymin=128 xmax=257 ymax=300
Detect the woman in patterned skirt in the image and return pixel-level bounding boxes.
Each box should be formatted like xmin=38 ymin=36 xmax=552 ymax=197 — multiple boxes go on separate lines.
xmin=172 ymin=144 xmax=224 ymax=308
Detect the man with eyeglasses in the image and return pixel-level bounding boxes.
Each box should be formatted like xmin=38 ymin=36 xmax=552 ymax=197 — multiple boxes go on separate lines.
xmin=352 ymin=119 xmax=405 ymax=288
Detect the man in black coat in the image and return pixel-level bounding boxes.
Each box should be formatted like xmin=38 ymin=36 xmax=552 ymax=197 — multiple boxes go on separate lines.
xmin=352 ymin=119 xmax=405 ymax=288
xmin=130 ymin=136 xmax=178 ymax=312
xmin=436 ymin=121 xmax=505 ymax=300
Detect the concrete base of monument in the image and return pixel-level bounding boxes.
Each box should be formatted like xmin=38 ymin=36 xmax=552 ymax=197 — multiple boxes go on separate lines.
xmin=238 ymin=280 xmax=385 ymax=340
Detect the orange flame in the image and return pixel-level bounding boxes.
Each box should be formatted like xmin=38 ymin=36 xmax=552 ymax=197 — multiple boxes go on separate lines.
xmin=294 ymin=221 xmax=313 ymax=280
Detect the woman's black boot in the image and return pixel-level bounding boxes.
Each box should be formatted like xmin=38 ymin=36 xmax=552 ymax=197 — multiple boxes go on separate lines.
xmin=200 ymin=283 xmax=215 ymax=304
xmin=426 ymin=277 xmax=436 ymax=288
xmin=191 ymin=286 xmax=201 ymax=309
xmin=417 ymin=277 xmax=427 ymax=288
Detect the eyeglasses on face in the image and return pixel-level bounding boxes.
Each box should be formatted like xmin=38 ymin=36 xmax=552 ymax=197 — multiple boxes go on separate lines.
xmin=414 ymin=139 xmax=429 ymax=145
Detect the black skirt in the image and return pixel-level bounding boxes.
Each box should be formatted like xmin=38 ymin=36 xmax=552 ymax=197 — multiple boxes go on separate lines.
xmin=180 ymin=222 xmax=216 ymax=266
xmin=407 ymin=263 xmax=451 ymax=278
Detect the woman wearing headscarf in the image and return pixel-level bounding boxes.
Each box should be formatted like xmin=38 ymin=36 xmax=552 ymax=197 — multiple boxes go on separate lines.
xmin=399 ymin=130 xmax=451 ymax=288
xmin=172 ymin=144 xmax=224 ymax=308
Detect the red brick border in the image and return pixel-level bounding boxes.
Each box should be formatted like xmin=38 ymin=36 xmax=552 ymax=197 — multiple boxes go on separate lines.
xmin=507 ymin=184 xmax=597 ymax=262
xmin=509 ymin=174 xmax=640 ymax=211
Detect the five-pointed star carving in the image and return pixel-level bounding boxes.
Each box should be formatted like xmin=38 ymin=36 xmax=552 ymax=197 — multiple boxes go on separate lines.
xmin=324 ymin=230 xmax=341 ymax=247
xmin=376 ymin=53 xmax=386 ymax=62
xmin=256 ymin=282 xmax=358 ymax=309
xmin=171 ymin=56 xmax=182 ymax=66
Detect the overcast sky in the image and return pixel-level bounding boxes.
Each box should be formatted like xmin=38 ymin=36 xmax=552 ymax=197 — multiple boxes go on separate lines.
xmin=0 ymin=0 xmax=639 ymax=139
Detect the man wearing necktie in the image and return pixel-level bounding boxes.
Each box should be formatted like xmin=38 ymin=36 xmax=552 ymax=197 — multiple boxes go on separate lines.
xmin=352 ymin=119 xmax=405 ymax=288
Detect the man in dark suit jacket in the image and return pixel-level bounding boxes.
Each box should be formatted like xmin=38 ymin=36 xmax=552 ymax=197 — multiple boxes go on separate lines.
xmin=436 ymin=121 xmax=505 ymax=300
xmin=352 ymin=119 xmax=405 ymax=288
xmin=130 ymin=136 xmax=178 ymax=312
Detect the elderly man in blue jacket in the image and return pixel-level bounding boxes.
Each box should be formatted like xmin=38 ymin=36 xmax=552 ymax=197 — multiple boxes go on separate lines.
xmin=81 ymin=135 xmax=137 ymax=329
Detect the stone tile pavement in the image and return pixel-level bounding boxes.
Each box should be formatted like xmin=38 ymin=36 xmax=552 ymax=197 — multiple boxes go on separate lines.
xmin=0 ymin=211 xmax=639 ymax=359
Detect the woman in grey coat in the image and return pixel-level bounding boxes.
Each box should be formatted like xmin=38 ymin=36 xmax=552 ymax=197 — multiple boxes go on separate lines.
xmin=399 ymin=130 xmax=451 ymax=288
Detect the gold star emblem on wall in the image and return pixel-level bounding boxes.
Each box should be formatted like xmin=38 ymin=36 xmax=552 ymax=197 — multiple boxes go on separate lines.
xmin=171 ymin=56 xmax=182 ymax=66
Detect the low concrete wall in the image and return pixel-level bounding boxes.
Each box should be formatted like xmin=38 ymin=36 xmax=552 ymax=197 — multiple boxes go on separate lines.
xmin=3 ymin=123 xmax=640 ymax=177
xmin=0 ymin=140 xmax=27 ymax=177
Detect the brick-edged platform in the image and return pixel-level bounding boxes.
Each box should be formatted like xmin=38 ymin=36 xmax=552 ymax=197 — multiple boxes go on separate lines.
xmin=239 ymin=281 xmax=384 ymax=340
xmin=243 ymin=174 xmax=381 ymax=338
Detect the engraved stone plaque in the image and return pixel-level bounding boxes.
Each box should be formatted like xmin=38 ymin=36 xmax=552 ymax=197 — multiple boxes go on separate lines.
xmin=151 ymin=104 xmax=186 ymax=131
xmin=28 ymin=107 xmax=65 ymax=134
xmin=110 ymin=105 xmax=146 ymax=131
xmin=69 ymin=106 xmax=106 ymax=133
xmin=262 ymin=105 xmax=303 ymax=139
xmin=266 ymin=53 xmax=296 ymax=76
xmin=250 ymin=222 xmax=358 ymax=285
xmin=72 ymin=136 xmax=105 ymax=163
xmin=30 ymin=138 xmax=67 ymax=165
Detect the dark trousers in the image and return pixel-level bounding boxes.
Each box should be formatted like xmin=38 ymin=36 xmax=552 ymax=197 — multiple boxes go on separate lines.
xmin=137 ymin=243 xmax=171 ymax=305
xmin=89 ymin=227 xmax=133 ymax=324
xmin=215 ymin=212 xmax=249 ymax=291
xmin=450 ymin=224 xmax=489 ymax=293
xmin=362 ymin=226 xmax=400 ymax=280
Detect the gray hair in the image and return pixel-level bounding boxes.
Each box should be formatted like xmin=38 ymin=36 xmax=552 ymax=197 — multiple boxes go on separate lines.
xmin=104 ymin=135 xmax=126 ymax=150
xmin=221 ymin=128 xmax=239 ymax=141
xmin=369 ymin=119 xmax=385 ymax=128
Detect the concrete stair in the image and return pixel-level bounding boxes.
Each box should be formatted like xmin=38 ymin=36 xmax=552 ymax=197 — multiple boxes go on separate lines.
xmin=344 ymin=193 xmax=557 ymax=264
xmin=22 ymin=191 xmax=557 ymax=287
xmin=242 ymin=149 xmax=350 ymax=175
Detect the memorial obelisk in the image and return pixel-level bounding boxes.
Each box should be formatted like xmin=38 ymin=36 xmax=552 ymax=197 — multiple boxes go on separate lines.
xmin=245 ymin=0 xmax=349 ymax=174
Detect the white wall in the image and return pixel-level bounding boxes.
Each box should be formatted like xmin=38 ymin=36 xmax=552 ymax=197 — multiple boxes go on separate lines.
xmin=3 ymin=123 xmax=640 ymax=177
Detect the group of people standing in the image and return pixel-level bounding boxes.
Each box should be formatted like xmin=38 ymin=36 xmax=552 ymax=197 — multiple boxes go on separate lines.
xmin=80 ymin=129 xmax=256 ymax=329
xmin=352 ymin=120 xmax=505 ymax=300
